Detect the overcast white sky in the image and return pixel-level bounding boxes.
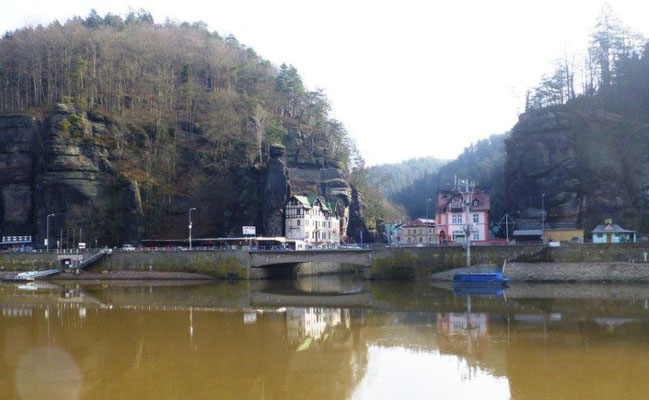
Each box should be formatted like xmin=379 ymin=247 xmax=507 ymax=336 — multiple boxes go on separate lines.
xmin=2 ymin=1 xmax=648 ymax=164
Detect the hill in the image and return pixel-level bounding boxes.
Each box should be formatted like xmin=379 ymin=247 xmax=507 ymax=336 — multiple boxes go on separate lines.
xmin=390 ymin=134 xmax=507 ymax=222
xmin=506 ymin=7 xmax=649 ymax=234
xmin=367 ymin=157 xmax=447 ymax=197
xmin=0 ymin=10 xmax=374 ymax=245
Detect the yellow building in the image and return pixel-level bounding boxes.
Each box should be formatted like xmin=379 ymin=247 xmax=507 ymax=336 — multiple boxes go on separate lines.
xmin=393 ymin=218 xmax=437 ymax=245
xmin=544 ymin=228 xmax=584 ymax=243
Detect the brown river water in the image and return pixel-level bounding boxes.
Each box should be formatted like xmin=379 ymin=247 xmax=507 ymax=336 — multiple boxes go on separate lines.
xmin=1 ymin=277 xmax=649 ymax=399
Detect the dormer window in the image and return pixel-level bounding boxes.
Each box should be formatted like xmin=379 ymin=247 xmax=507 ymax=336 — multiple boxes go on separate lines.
xmin=473 ymin=199 xmax=479 ymax=206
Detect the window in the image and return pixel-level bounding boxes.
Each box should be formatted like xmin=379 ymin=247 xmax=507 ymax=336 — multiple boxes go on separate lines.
xmin=452 ymin=214 xmax=463 ymax=224
xmin=473 ymin=214 xmax=479 ymax=224
xmin=419 ymin=237 xmax=423 ymax=242
xmin=297 ymin=219 xmax=301 ymax=226
xmin=473 ymin=230 xmax=480 ymax=240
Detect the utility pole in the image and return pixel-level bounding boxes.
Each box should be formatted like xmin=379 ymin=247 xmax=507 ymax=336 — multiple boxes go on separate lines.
xmin=465 ymin=181 xmax=471 ymax=268
xmin=46 ymin=213 xmax=55 ymax=251
xmin=189 ymin=207 xmax=196 ymax=250
xmin=499 ymin=213 xmax=515 ymax=243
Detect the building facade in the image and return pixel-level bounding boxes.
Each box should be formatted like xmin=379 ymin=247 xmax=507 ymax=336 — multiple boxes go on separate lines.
xmin=544 ymin=228 xmax=584 ymax=243
xmin=392 ymin=219 xmax=437 ymax=245
xmin=285 ymin=195 xmax=341 ymax=246
xmin=435 ymin=178 xmax=490 ymax=244
xmin=592 ymin=220 xmax=636 ymax=243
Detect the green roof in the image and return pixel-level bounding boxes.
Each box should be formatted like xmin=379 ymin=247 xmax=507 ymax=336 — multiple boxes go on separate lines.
xmin=291 ymin=195 xmax=337 ymax=213
xmin=292 ymin=195 xmax=312 ymax=208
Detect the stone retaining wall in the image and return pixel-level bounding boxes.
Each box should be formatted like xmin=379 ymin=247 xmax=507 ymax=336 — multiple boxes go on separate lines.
xmin=0 ymin=252 xmax=61 ymax=270
xmin=506 ymin=262 xmax=649 ymax=282
xmin=95 ymin=250 xmax=251 ymax=279
xmin=370 ymin=245 xmax=538 ymax=280
xmin=548 ymin=243 xmax=649 ymax=263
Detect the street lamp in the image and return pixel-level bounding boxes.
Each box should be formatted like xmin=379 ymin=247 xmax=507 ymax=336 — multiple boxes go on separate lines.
xmin=189 ymin=208 xmax=196 ymax=250
xmin=541 ymin=193 xmax=546 ymax=243
xmin=46 ymin=213 xmax=55 ymax=251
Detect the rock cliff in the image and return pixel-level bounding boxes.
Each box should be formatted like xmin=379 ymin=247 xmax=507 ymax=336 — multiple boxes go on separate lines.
xmin=505 ymin=106 xmax=649 ymax=232
xmin=0 ymin=107 xmax=364 ymax=245
xmin=0 ymin=107 xmax=142 ymax=246
xmin=262 ymin=144 xmax=290 ymax=237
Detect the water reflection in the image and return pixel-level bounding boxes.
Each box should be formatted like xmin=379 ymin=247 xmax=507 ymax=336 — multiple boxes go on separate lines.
xmin=286 ymin=307 xmax=349 ymax=345
xmin=1 ymin=280 xmax=649 ymax=399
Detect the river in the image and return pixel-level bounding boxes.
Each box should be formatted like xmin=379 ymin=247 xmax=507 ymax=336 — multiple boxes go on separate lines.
xmin=1 ymin=278 xmax=648 ymax=399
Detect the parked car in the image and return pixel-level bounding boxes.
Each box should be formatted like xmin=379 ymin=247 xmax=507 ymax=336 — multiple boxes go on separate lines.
xmin=122 ymin=244 xmax=136 ymax=251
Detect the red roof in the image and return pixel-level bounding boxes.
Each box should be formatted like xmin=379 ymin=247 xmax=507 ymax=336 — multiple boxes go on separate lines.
xmin=436 ymin=189 xmax=490 ymax=213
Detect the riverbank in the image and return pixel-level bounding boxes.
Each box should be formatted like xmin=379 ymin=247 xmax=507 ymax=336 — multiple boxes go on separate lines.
xmin=3 ymin=242 xmax=649 ymax=282
xmin=0 ymin=270 xmax=214 ymax=281
xmin=432 ymin=261 xmax=649 ymax=282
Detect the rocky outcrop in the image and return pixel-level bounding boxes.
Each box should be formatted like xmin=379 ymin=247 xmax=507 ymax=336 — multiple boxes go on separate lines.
xmin=346 ymin=187 xmax=374 ymax=243
xmin=0 ymin=106 xmax=142 ymax=246
xmin=262 ymin=144 xmax=290 ymax=236
xmin=0 ymin=107 xmax=367 ymax=245
xmin=0 ymin=115 xmax=38 ymax=236
xmin=284 ymin=127 xmax=353 ymax=235
xmin=505 ymin=106 xmax=649 ymax=232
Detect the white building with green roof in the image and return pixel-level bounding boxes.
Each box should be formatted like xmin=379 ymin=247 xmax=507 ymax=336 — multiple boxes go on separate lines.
xmin=285 ymin=195 xmax=341 ymax=246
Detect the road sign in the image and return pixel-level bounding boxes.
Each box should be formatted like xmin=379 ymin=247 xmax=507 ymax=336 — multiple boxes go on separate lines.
xmin=243 ymin=226 xmax=256 ymax=236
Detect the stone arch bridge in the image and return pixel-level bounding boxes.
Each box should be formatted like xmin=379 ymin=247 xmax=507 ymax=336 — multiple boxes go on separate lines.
xmin=249 ymin=250 xmax=372 ymax=268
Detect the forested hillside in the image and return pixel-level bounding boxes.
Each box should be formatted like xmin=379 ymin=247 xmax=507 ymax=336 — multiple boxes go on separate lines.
xmin=367 ymin=157 xmax=447 ymax=197
xmin=506 ymin=6 xmax=649 ymax=234
xmin=384 ymin=6 xmax=649 ymax=237
xmin=390 ymin=134 xmax=507 ymax=222
xmin=0 ymin=10 xmax=373 ymax=244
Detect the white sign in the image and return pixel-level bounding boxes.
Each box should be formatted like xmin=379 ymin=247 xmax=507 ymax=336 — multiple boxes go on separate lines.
xmin=242 ymin=226 xmax=256 ymax=236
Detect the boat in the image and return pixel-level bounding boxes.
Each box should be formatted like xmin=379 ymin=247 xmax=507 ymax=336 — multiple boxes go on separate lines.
xmin=452 ymin=271 xmax=510 ymax=285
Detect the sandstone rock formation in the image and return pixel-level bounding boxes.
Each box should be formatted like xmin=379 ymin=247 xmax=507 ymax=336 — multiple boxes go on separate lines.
xmin=262 ymin=144 xmax=290 ymax=236
xmin=284 ymin=127 xmax=353 ymax=235
xmin=346 ymin=187 xmax=374 ymax=243
xmin=0 ymin=107 xmax=367 ymax=244
xmin=0 ymin=107 xmax=142 ymax=246
xmin=505 ymin=107 xmax=649 ymax=232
